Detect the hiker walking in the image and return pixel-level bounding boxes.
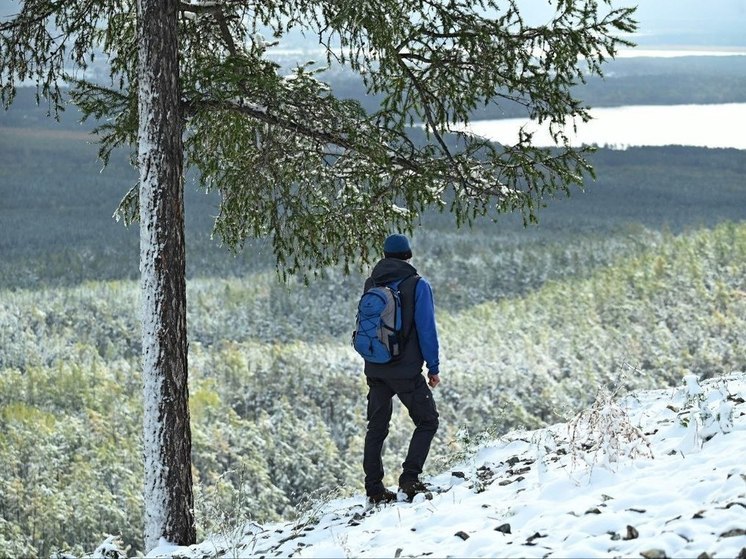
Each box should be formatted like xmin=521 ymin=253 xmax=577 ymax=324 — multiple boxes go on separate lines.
xmin=354 ymin=233 xmax=441 ymax=504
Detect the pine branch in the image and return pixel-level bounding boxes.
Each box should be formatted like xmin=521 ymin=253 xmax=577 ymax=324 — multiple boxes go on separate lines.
xmin=186 ymin=96 xmax=425 ymax=175
xmin=178 ymin=1 xmax=238 ymax=56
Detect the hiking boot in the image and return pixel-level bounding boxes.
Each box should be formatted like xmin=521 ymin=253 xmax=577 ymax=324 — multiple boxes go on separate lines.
xmin=367 ymin=488 xmax=397 ymax=505
xmin=398 ymin=479 xmax=432 ymax=501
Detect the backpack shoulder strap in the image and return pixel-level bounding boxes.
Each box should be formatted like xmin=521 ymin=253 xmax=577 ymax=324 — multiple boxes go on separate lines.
xmin=398 ymin=274 xmax=420 ymax=340
xmin=398 ymin=274 xmax=420 ymax=292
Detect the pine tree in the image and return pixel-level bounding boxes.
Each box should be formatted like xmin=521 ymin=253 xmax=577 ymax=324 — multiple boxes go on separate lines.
xmin=1 ymin=0 xmax=635 ymax=551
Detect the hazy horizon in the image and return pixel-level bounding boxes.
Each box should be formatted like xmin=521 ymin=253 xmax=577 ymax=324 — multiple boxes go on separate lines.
xmin=1 ymin=0 xmax=745 ymax=49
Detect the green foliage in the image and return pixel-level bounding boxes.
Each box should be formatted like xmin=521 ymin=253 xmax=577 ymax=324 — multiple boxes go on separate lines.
xmin=0 ymin=359 xmax=143 ymax=559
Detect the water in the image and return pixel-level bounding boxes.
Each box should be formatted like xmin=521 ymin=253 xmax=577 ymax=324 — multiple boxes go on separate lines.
xmin=461 ymin=103 xmax=746 ymax=150
xmin=616 ymin=49 xmax=746 ymax=58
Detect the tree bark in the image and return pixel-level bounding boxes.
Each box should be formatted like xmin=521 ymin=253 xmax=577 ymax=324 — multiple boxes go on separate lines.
xmin=137 ymin=0 xmax=195 ymax=551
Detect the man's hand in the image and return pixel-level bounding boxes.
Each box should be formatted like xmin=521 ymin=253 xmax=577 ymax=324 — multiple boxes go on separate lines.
xmin=428 ymin=374 xmax=440 ymax=388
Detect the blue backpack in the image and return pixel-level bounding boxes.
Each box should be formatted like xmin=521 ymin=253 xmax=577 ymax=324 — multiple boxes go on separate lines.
xmin=352 ymin=276 xmax=418 ymax=364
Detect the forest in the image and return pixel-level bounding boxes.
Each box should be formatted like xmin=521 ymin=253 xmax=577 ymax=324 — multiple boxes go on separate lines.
xmin=1 ymin=53 xmax=746 ymax=556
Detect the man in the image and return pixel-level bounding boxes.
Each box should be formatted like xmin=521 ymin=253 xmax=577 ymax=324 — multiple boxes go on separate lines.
xmin=362 ymin=233 xmax=441 ymax=504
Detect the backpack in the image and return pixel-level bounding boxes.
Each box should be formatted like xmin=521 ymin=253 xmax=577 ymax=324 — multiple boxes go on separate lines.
xmin=352 ymin=276 xmax=418 ymax=364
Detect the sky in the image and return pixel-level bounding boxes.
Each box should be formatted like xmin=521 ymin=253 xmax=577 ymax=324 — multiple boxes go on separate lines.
xmin=631 ymin=0 xmax=746 ymax=45
xmin=502 ymin=0 xmax=746 ymax=46
xmin=131 ymin=371 xmax=746 ymax=559
xmin=1 ymin=0 xmax=745 ymax=47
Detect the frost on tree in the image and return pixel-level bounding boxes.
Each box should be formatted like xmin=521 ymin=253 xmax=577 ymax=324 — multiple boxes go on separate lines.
xmin=137 ymin=0 xmax=195 ymax=550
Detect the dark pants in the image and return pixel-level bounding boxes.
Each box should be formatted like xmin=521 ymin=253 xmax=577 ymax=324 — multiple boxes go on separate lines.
xmin=363 ymin=374 xmax=439 ymax=496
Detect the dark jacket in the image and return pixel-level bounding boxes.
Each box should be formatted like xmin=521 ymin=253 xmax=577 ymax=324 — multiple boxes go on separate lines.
xmin=363 ymin=258 xmax=440 ymax=379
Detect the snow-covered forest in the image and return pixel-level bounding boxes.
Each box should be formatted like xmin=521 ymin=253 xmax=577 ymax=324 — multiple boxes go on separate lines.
xmin=1 ymin=207 xmax=744 ymax=555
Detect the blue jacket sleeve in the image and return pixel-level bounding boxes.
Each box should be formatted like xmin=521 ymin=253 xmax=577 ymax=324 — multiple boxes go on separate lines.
xmin=414 ymin=278 xmax=440 ymax=375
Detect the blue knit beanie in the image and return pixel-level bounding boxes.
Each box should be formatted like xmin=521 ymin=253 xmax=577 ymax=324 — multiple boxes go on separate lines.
xmin=383 ymin=234 xmax=412 ymax=260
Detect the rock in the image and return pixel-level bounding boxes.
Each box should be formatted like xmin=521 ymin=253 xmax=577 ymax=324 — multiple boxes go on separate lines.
xmin=696 ymin=552 xmax=713 ymax=559
xmin=526 ymin=532 xmax=546 ymax=544
xmin=495 ymin=523 xmax=511 ymax=534
xmin=585 ymin=507 xmax=602 ymax=515
xmin=623 ymin=525 xmax=639 ymax=540
xmin=451 ymin=471 xmax=466 ymax=479
xmin=476 ymin=466 xmax=496 ymax=484
xmin=455 ymin=531 xmax=470 ymax=540
xmin=720 ymin=528 xmax=746 ymax=538
xmin=736 ymin=548 xmax=746 ymax=559
xmin=640 ymin=549 xmax=668 ymax=559
xmin=724 ymin=501 xmax=746 ymax=509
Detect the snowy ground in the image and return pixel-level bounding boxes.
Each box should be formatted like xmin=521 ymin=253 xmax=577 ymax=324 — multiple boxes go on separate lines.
xmin=142 ymin=372 xmax=746 ymax=559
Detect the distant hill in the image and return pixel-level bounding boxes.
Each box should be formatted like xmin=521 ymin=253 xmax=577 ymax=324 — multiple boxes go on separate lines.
xmin=3 ymin=53 xmax=746 ymax=127
xmin=1 ymin=115 xmax=745 ymax=289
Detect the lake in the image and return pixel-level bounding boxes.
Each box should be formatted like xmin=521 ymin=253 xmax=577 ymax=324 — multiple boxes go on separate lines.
xmin=461 ymin=103 xmax=746 ymax=150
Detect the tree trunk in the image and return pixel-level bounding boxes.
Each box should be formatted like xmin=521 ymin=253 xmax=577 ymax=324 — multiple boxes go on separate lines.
xmin=137 ymin=0 xmax=195 ymax=551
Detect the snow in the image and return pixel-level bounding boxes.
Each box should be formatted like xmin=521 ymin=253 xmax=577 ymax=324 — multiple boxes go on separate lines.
xmin=140 ymin=371 xmax=746 ymax=558
xmin=139 ymin=80 xmax=170 ymax=555
xmin=147 ymin=539 xmax=182 ymax=557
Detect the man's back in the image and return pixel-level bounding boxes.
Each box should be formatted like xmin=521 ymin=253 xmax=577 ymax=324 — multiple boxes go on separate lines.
xmin=363 ymin=257 xmax=423 ymax=379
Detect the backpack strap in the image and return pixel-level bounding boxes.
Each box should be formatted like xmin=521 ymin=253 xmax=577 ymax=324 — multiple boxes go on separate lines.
xmin=397 ymin=274 xmax=420 ymax=344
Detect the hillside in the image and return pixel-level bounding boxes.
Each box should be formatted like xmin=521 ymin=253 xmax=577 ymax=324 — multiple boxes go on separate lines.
xmin=134 ymin=372 xmax=746 ymax=558
xmin=2 ymin=222 xmax=745 ymax=557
